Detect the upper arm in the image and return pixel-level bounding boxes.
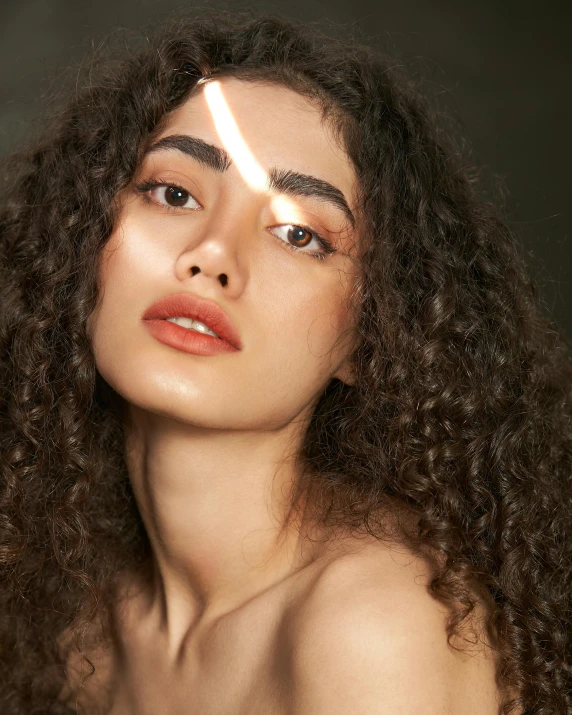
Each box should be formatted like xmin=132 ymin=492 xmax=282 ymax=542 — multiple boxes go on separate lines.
xmin=290 ymin=602 xmax=454 ymax=714
xmin=288 ymin=556 xmax=501 ymax=715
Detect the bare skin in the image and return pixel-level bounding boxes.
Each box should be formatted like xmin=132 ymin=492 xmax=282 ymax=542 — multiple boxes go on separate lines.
xmin=63 ymin=78 xmax=510 ymax=713
xmin=62 ymin=535 xmax=505 ymax=714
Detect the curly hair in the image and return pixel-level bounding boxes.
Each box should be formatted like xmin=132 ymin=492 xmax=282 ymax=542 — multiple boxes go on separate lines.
xmin=0 ymin=11 xmax=570 ymax=714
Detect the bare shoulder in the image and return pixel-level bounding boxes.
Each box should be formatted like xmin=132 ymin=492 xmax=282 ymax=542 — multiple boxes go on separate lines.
xmin=286 ymin=538 xmax=504 ymax=715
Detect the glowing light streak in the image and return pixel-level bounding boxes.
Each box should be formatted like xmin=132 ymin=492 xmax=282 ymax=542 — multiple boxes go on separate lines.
xmin=203 ymin=80 xmax=267 ymax=192
xmin=202 ymin=80 xmax=306 ymax=225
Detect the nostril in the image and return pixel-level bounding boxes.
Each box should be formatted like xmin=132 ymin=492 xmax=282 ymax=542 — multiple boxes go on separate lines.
xmin=190 ymin=266 xmax=200 ymax=276
xmin=219 ymin=274 xmax=228 ymax=287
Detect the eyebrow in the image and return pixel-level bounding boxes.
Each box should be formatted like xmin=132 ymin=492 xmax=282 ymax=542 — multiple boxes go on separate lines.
xmin=144 ymin=134 xmax=355 ymax=227
xmin=144 ymin=134 xmax=232 ymax=172
xmin=267 ymin=168 xmax=355 ymax=228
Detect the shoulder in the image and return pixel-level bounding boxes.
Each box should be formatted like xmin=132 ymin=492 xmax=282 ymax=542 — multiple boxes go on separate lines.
xmin=286 ymin=539 xmax=502 ymax=714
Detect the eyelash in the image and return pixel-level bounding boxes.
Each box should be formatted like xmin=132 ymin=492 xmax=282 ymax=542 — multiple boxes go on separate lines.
xmin=133 ymin=178 xmax=337 ymax=262
xmin=133 ymin=179 xmax=200 ymax=213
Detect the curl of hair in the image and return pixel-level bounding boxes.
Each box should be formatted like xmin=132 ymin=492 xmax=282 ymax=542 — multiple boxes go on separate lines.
xmin=0 ymin=11 xmax=570 ymax=714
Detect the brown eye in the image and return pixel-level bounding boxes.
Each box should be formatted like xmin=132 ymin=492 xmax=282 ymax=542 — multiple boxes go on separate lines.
xmin=142 ymin=183 xmax=201 ymax=210
xmin=268 ymin=223 xmax=333 ymax=260
xmin=288 ymin=226 xmax=312 ymax=246
xmin=165 ymin=186 xmax=190 ymax=207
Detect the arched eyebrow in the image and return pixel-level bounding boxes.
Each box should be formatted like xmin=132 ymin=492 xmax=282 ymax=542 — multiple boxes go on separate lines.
xmin=144 ymin=134 xmax=231 ymax=172
xmin=144 ymin=134 xmax=356 ymax=228
xmin=268 ymin=168 xmax=355 ymax=228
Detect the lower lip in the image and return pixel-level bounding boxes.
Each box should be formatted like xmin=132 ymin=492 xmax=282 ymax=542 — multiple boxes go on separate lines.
xmin=143 ymin=319 xmax=239 ymax=356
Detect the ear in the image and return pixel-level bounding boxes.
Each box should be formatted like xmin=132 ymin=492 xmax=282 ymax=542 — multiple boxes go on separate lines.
xmin=333 ymin=359 xmax=356 ymax=387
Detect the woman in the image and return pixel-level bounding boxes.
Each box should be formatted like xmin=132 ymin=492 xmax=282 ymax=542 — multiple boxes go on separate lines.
xmin=0 ymin=12 xmax=569 ymax=715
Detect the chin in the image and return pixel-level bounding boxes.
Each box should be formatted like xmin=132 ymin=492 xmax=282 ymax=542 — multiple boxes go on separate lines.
xmin=92 ymin=334 xmax=320 ymax=432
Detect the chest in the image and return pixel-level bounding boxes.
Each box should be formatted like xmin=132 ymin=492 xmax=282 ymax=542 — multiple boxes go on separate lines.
xmin=98 ymin=599 xmax=294 ymax=715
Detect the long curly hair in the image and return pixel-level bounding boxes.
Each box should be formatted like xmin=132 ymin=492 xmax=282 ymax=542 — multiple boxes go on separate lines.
xmin=0 ymin=11 xmax=570 ymax=714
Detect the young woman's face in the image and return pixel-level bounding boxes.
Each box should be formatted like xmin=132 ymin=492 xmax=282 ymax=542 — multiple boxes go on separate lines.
xmin=89 ymin=77 xmax=361 ymax=430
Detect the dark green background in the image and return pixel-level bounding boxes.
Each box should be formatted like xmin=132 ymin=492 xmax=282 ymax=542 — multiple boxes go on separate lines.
xmin=1 ymin=0 xmax=570 ymax=335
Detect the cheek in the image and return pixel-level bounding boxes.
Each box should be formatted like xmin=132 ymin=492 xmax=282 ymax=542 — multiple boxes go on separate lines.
xmin=271 ymin=270 xmax=357 ymax=367
xmin=88 ymin=229 xmax=145 ymax=372
xmin=92 ymin=210 xmax=166 ymax=317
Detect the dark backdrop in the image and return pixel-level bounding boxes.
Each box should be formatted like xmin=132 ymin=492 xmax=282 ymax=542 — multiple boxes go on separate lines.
xmin=1 ymin=0 xmax=570 ymax=335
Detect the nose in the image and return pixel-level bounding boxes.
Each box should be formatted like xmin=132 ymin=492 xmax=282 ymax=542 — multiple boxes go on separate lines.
xmin=188 ymin=263 xmax=227 ymax=287
xmin=173 ymin=210 xmax=250 ymax=296
xmin=181 ymin=257 xmax=228 ymax=288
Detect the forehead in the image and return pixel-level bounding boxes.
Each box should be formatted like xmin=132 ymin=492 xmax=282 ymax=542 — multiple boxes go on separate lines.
xmin=156 ymin=77 xmax=357 ymax=203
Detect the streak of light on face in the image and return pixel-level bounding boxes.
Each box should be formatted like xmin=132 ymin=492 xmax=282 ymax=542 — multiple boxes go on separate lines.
xmin=202 ymin=79 xmax=307 ymax=227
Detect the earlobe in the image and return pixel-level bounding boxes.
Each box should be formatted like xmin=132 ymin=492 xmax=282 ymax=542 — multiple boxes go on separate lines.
xmin=334 ymin=361 xmax=356 ymax=387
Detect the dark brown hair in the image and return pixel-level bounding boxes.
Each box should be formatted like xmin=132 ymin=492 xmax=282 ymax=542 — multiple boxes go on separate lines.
xmin=0 ymin=11 xmax=570 ymax=714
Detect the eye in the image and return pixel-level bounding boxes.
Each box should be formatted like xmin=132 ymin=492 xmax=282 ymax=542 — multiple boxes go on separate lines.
xmin=268 ymin=224 xmax=335 ymax=259
xmin=134 ymin=180 xmax=201 ymax=210
xmin=150 ymin=184 xmax=201 ymax=209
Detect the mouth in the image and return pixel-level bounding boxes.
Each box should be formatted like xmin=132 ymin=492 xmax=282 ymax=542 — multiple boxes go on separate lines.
xmin=142 ymin=292 xmax=242 ymax=351
xmin=162 ymin=316 xmax=221 ymax=338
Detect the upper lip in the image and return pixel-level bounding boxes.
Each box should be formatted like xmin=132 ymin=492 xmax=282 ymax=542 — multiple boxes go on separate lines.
xmin=142 ymin=292 xmax=242 ymax=350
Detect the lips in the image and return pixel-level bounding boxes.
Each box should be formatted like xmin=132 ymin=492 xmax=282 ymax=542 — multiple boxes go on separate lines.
xmin=142 ymin=292 xmax=242 ymax=350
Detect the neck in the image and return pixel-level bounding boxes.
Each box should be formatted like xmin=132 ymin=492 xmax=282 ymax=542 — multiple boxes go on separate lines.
xmin=121 ymin=405 xmax=325 ymax=652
